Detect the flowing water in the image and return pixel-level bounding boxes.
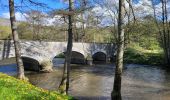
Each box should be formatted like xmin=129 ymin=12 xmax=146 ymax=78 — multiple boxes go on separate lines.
xmin=0 ymin=58 xmax=170 ymax=100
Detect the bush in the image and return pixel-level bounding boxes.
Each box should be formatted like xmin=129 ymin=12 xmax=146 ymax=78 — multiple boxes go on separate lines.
xmin=55 ymin=53 xmax=65 ymax=58
xmin=124 ymin=47 xmax=163 ymax=65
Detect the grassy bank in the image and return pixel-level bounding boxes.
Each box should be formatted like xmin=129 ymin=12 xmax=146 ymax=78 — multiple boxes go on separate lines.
xmin=0 ymin=73 xmax=74 ymax=100
xmin=124 ymin=47 xmax=164 ymax=65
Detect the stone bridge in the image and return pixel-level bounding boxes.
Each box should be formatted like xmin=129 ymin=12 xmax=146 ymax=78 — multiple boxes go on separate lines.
xmin=0 ymin=40 xmax=116 ymax=71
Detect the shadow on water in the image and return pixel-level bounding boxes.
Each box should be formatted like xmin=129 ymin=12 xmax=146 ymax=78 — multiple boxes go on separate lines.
xmin=74 ymin=96 xmax=110 ymax=100
xmin=72 ymin=64 xmax=115 ymax=77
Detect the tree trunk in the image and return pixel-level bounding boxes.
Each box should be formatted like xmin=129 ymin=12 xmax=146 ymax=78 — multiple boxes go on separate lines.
xmin=111 ymin=0 xmax=125 ymax=100
xmin=9 ymin=0 xmax=26 ymax=80
xmin=160 ymin=0 xmax=170 ymax=65
xmin=151 ymin=0 xmax=170 ymax=65
xmin=58 ymin=0 xmax=73 ymax=95
xmin=164 ymin=0 xmax=170 ymax=65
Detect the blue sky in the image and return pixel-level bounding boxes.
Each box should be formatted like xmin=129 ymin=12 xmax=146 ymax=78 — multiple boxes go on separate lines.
xmin=133 ymin=0 xmax=159 ymax=4
xmin=0 ymin=0 xmax=166 ymax=22
xmin=0 ymin=0 xmax=68 ymax=17
xmin=0 ymin=0 xmax=161 ymax=14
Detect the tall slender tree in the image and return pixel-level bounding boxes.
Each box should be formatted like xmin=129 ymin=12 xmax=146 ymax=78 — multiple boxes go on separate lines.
xmin=9 ymin=0 xmax=26 ymax=80
xmin=111 ymin=0 xmax=125 ymax=100
xmin=151 ymin=0 xmax=170 ymax=65
xmin=160 ymin=0 xmax=170 ymax=65
xmin=58 ymin=0 xmax=74 ymax=95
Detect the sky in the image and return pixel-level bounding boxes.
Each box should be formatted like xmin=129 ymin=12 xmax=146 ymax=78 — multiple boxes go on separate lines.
xmin=0 ymin=0 xmax=68 ymax=18
xmin=0 ymin=0 xmax=169 ymax=24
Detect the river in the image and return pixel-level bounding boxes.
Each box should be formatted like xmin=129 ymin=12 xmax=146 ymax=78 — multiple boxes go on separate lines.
xmin=0 ymin=58 xmax=170 ymax=100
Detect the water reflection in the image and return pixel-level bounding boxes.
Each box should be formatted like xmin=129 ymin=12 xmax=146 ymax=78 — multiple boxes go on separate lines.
xmin=0 ymin=58 xmax=170 ymax=100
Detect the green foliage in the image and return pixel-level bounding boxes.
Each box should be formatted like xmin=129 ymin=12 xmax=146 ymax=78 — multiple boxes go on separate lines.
xmin=83 ymin=28 xmax=113 ymax=43
xmin=17 ymin=22 xmax=33 ymax=40
xmin=0 ymin=73 xmax=74 ymax=100
xmin=125 ymin=17 xmax=160 ymax=50
xmin=138 ymin=37 xmax=160 ymax=50
xmin=0 ymin=26 xmax=11 ymax=39
xmin=55 ymin=53 xmax=65 ymax=58
xmin=17 ymin=22 xmax=68 ymax=41
xmin=124 ymin=47 xmax=164 ymax=65
xmin=123 ymin=17 xmax=163 ymax=65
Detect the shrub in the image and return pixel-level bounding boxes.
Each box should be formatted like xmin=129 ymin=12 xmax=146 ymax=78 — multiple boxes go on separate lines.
xmin=55 ymin=53 xmax=65 ymax=58
xmin=124 ymin=47 xmax=163 ymax=65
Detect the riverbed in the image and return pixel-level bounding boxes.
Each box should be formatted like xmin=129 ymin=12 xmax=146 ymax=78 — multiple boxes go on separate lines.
xmin=0 ymin=58 xmax=170 ymax=100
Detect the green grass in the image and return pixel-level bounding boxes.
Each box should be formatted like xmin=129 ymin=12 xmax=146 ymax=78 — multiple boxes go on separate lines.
xmin=0 ymin=73 xmax=74 ymax=100
xmin=0 ymin=26 xmax=11 ymax=39
xmin=124 ymin=47 xmax=164 ymax=65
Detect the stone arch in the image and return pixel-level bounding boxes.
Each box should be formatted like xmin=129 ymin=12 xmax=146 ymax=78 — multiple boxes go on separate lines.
xmin=69 ymin=48 xmax=86 ymax=64
xmin=52 ymin=50 xmax=86 ymax=65
xmin=21 ymin=56 xmax=40 ymax=71
xmin=92 ymin=51 xmax=107 ymax=62
xmin=92 ymin=49 xmax=107 ymax=56
xmin=72 ymin=47 xmax=85 ymax=57
xmin=71 ymin=51 xmax=86 ymax=64
xmin=51 ymin=47 xmax=85 ymax=59
xmin=52 ymin=52 xmax=65 ymax=67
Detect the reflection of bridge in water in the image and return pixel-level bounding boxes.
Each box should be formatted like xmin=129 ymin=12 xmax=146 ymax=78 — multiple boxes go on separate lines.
xmin=0 ymin=40 xmax=116 ymax=71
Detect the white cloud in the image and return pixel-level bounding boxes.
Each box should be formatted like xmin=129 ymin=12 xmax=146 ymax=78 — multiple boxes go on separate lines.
xmin=1 ymin=0 xmax=169 ymax=27
xmin=154 ymin=1 xmax=170 ymax=21
xmin=91 ymin=0 xmax=170 ymax=26
xmin=133 ymin=0 xmax=153 ymax=18
xmin=2 ymin=12 xmax=10 ymax=19
xmin=91 ymin=5 xmax=117 ymax=26
xmin=45 ymin=15 xmax=66 ymax=26
xmin=1 ymin=12 xmax=64 ymax=26
xmin=133 ymin=0 xmax=170 ymax=21
xmin=2 ymin=12 xmax=27 ymax=21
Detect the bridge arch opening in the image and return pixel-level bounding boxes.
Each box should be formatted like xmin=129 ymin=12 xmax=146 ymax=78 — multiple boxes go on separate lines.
xmin=71 ymin=51 xmax=85 ymax=64
xmin=53 ymin=52 xmax=65 ymax=67
xmin=53 ymin=51 xmax=85 ymax=66
xmin=92 ymin=52 xmax=106 ymax=63
xmin=21 ymin=57 xmax=40 ymax=71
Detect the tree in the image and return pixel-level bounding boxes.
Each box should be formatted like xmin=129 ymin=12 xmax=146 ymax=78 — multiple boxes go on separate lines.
xmin=8 ymin=0 xmax=27 ymax=80
xmin=25 ymin=10 xmax=45 ymax=40
xmin=151 ymin=0 xmax=170 ymax=65
xmin=159 ymin=0 xmax=170 ymax=65
xmin=58 ymin=0 xmax=74 ymax=95
xmin=111 ymin=0 xmax=125 ymax=100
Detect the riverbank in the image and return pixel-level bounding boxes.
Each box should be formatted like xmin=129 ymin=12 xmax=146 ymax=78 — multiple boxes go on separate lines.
xmin=0 ymin=73 xmax=73 ymax=100
xmin=0 ymin=58 xmax=16 ymax=65
xmin=124 ymin=47 xmax=163 ymax=65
